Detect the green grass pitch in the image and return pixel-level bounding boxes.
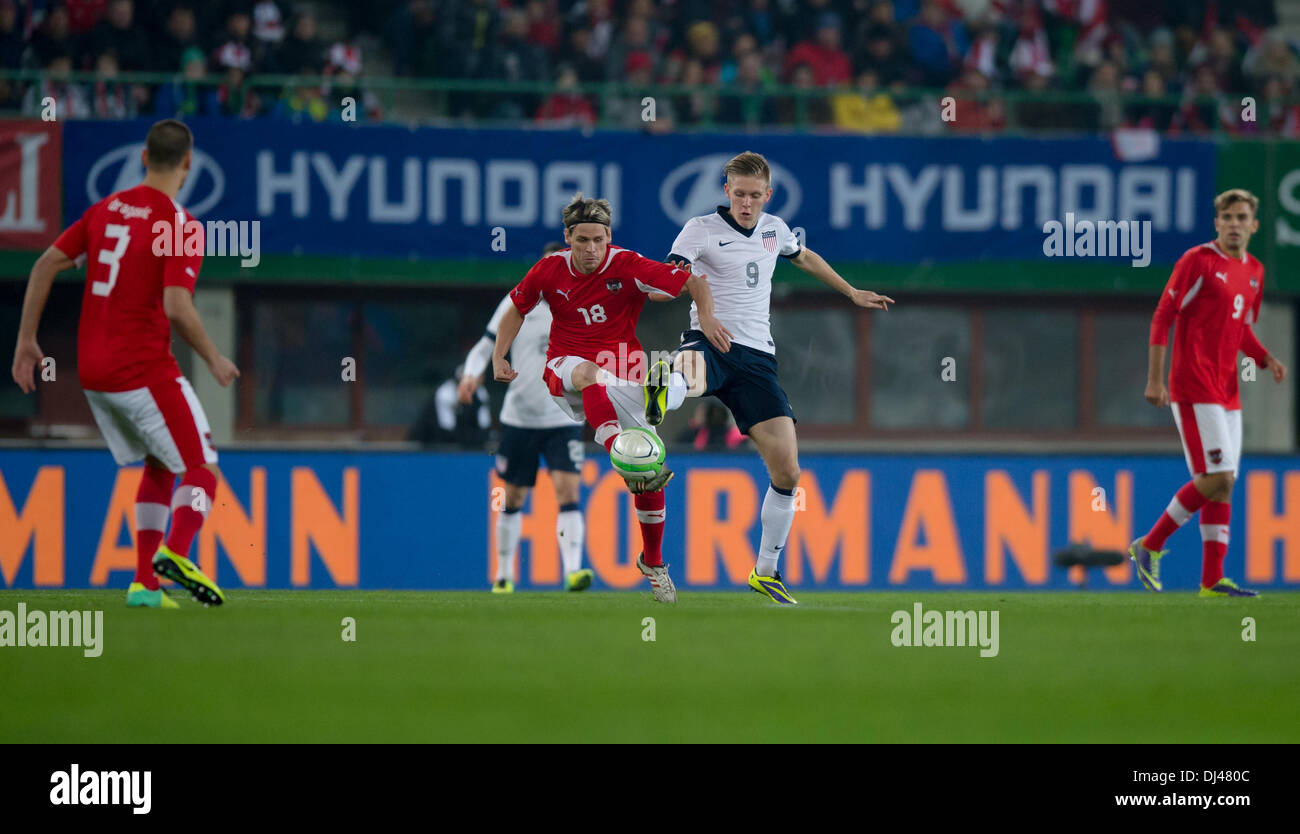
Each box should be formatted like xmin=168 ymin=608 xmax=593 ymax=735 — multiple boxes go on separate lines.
xmin=1 ymin=589 xmax=1296 ymax=743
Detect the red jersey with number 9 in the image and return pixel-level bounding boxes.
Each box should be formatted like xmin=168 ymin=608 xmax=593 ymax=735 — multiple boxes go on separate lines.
xmin=52 ymin=184 xmax=203 ymax=393
xmin=1149 ymin=242 xmax=1265 ymax=408
xmin=509 ymin=245 xmax=690 ymax=382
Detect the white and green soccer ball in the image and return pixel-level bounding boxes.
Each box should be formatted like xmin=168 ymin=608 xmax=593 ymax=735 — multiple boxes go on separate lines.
xmin=609 ymin=427 xmax=666 ymax=481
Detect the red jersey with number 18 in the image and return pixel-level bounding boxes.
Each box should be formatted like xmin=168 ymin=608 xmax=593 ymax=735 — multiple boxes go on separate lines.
xmin=1149 ymin=241 xmax=1265 ymax=409
xmin=52 ymin=184 xmax=203 ymax=393
xmin=509 ymin=245 xmax=690 ymax=382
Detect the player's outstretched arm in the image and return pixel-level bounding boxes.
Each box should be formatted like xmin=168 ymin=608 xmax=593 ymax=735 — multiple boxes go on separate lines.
xmin=12 ymin=246 xmax=75 ymax=393
xmin=492 ymin=304 xmax=523 ymax=382
xmin=790 ymin=247 xmax=893 ymax=310
xmin=163 ymin=286 xmax=240 ymax=387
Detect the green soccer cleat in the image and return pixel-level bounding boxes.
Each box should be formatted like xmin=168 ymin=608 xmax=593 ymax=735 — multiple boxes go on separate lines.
xmin=152 ymin=545 xmax=226 ymax=606
xmin=491 ymin=579 xmax=514 ymax=594
xmin=126 ymin=581 xmax=179 ymax=609
xmin=748 ymin=567 xmax=797 ymax=604
xmin=644 ymin=359 xmax=671 ymax=426
xmin=1129 ymin=536 xmax=1166 ymax=593
xmin=1198 ymin=578 xmax=1260 ymax=598
xmin=565 ymin=569 xmax=594 ymax=591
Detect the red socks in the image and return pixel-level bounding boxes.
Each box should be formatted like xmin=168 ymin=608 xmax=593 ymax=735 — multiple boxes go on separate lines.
xmin=1144 ymin=481 xmax=1209 ymax=551
xmin=165 ymin=467 xmax=217 ymax=558
xmin=134 ymin=466 xmax=175 ymax=589
xmin=634 ymin=490 xmax=666 ymax=566
xmin=1200 ymin=501 xmax=1231 ymax=588
xmin=582 ymin=383 xmax=621 ymax=450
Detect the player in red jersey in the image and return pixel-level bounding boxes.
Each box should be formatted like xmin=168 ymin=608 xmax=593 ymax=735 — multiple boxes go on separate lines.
xmin=492 ymin=194 xmax=728 ymax=603
xmin=1132 ymin=188 xmax=1288 ymax=597
xmin=11 ymin=120 xmax=239 ymax=609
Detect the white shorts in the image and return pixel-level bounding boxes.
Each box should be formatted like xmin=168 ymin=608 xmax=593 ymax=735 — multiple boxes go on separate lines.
xmin=542 ymin=355 xmax=658 ymax=435
xmin=1170 ymin=402 xmax=1241 ymax=477
xmin=84 ymin=376 xmax=218 ymax=474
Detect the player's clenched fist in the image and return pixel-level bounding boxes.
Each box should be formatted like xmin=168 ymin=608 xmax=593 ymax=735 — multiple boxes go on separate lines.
xmin=493 ymin=355 xmax=517 ymax=382
xmin=1144 ymin=380 xmax=1169 ymax=408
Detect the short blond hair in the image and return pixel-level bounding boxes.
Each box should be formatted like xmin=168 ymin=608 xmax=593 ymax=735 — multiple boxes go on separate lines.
xmin=724 ymin=151 xmax=771 ymax=186
xmin=562 ymin=193 xmax=612 ymax=229
xmin=1214 ymin=188 xmax=1259 ymax=216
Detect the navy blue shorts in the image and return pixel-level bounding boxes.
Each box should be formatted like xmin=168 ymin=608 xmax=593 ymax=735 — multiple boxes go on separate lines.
xmin=495 ymin=424 xmax=584 ymax=487
xmin=678 ymin=330 xmax=796 ymax=434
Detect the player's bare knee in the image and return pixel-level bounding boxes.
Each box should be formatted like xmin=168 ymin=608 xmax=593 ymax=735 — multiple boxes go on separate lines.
xmin=553 ymin=480 xmax=580 ymax=506
xmin=504 ymin=484 xmax=529 ymax=511
xmin=772 ymin=464 xmax=800 ymax=492
xmin=571 ymin=361 xmax=598 ymax=389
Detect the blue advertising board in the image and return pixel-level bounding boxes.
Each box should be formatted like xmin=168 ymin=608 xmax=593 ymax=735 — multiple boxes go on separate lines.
xmin=61 ymin=120 xmax=1216 ymax=265
xmin=2 ymin=449 xmax=1297 ymax=592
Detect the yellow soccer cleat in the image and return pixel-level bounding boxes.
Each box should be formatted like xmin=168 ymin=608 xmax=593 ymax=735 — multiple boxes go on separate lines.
xmin=565 ymin=569 xmax=594 ymax=591
xmin=644 ymin=359 xmax=671 ymax=426
xmin=748 ymin=567 xmax=797 ymax=604
xmin=491 ymin=579 xmax=514 ymax=594
xmin=1198 ymin=578 xmax=1259 ymax=598
xmin=152 ymin=545 xmax=226 ymax=606
xmin=126 ymin=581 xmax=179 ymax=609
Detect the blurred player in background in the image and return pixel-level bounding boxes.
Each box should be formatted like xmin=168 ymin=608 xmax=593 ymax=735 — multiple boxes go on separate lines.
xmin=459 ymin=242 xmax=595 ymax=594
xmin=646 ymin=151 xmax=893 ymax=604
xmin=10 ymin=119 xmax=239 ymax=609
xmin=492 ymin=194 xmax=723 ymax=603
xmin=1133 ymin=188 xmax=1288 ymax=597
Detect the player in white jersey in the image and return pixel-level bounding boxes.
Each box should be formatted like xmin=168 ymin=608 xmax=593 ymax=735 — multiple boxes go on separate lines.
xmin=459 ymin=244 xmax=593 ymax=594
xmin=644 ymin=151 xmax=894 ymax=604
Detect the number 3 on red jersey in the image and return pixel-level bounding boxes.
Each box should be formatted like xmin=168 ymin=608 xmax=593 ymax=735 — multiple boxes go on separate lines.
xmin=92 ymin=224 xmax=130 ymax=297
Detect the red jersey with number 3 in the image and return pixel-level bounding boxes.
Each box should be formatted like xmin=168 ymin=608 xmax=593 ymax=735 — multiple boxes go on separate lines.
xmin=1150 ymin=242 xmax=1264 ymax=408
xmin=509 ymin=246 xmax=690 ymax=382
xmin=52 ymin=184 xmax=203 ymax=393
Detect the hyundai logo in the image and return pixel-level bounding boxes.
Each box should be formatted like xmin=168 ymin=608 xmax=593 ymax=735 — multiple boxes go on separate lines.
xmin=85 ymin=143 xmax=226 ymax=218
xmin=659 ymin=154 xmax=801 ymax=226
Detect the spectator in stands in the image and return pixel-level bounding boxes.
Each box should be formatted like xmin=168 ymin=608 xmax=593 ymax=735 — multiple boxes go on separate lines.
xmin=560 ymin=25 xmax=605 ymax=82
xmin=719 ymin=32 xmax=759 ymax=85
xmin=1243 ymin=29 xmax=1298 ymax=90
xmin=273 ymin=9 xmax=324 ymax=74
xmin=0 ymin=0 xmax=24 ymax=71
xmin=153 ymin=46 xmax=221 ymax=118
xmin=571 ymin=0 xmax=614 ymax=65
xmin=26 ymin=3 xmax=79 ymax=69
xmin=87 ymin=0 xmax=150 ymax=70
xmin=684 ymin=20 xmax=722 ymax=84
xmin=775 ymin=62 xmax=831 ymax=126
xmin=212 ymin=7 xmax=255 ymax=76
xmin=717 ymin=47 xmax=776 ymax=128
xmin=89 ymin=50 xmax=135 ymax=118
xmin=857 ymin=21 xmax=910 ymax=87
xmin=786 ymin=12 xmax=852 ymax=87
xmin=216 ymin=65 xmax=263 ymax=118
xmin=490 ymin=8 xmax=550 ymax=119
xmin=945 ymin=67 xmax=1004 ymax=132
xmin=272 ymin=70 xmax=328 ymax=121
xmin=743 ymin=0 xmax=778 ymax=49
xmin=1143 ymin=28 xmax=1182 ymax=91
xmin=23 ymin=52 xmax=90 ymax=119
xmin=524 ymin=0 xmax=561 ymax=56
xmin=452 ymin=0 xmax=500 ymax=78
xmin=672 ymin=58 xmax=717 ymax=126
xmin=1175 ymin=61 xmax=1226 ymax=133
xmin=252 ymin=0 xmax=287 ymax=53
xmin=390 ymin=0 xmax=450 ymax=78
xmin=1124 ymin=68 xmax=1177 ymax=131
xmin=605 ymin=13 xmax=657 ymax=81
xmin=1013 ymin=66 xmax=1089 ymax=131
xmin=1087 ymin=59 xmax=1124 ymax=130
xmin=535 ymin=62 xmax=595 ymax=127
xmin=605 ymin=51 xmax=675 ymax=132
xmin=155 ymin=4 xmax=199 ymax=74
xmin=909 ymin=0 xmax=966 ymax=88
xmin=786 ymin=0 xmax=837 ymax=47
xmin=832 ymin=67 xmax=901 ymax=132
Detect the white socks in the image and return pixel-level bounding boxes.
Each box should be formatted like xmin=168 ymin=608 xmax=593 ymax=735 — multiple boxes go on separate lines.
xmin=756 ymin=483 xmax=797 ymax=577
xmin=496 ymin=508 xmax=522 ymax=582
xmin=557 ymin=504 xmax=584 ymax=575
xmin=667 ymin=371 xmax=688 ymax=411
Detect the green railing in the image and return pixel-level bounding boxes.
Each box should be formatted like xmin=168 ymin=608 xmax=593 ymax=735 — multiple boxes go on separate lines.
xmin=0 ymin=69 xmax=1273 ymax=135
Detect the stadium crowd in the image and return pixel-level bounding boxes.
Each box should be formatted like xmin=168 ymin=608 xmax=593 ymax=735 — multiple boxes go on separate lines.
xmin=2 ymin=0 xmax=1297 ymax=133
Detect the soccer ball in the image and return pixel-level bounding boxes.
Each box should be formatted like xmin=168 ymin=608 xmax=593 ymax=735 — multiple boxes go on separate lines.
xmin=609 ymin=428 xmax=666 ymax=481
